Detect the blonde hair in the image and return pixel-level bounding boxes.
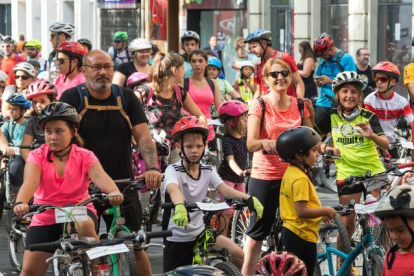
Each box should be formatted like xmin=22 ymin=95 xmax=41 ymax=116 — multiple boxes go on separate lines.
xmin=223 ymin=115 xmax=246 ymax=137
xmin=149 ymin=52 xmax=184 ymax=92
xmin=234 ymin=37 xmax=244 ymax=51
xmin=262 ymin=58 xmax=291 ymax=77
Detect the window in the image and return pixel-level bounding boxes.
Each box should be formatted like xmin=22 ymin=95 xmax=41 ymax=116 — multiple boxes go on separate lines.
xmin=270 ymin=0 xmax=294 ymax=55
xmin=0 ymin=4 xmax=11 ymax=36
xmin=321 ymin=0 xmax=349 ymax=51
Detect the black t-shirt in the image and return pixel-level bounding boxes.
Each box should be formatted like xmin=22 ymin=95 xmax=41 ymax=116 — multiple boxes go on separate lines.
xmin=115 ymin=62 xmax=137 ymax=87
xmin=24 ymin=116 xmax=45 ymax=144
xmin=218 ymin=135 xmax=247 ymax=183
xmin=357 ymin=65 xmax=376 ymax=98
xmin=60 ymin=86 xmax=148 ymax=180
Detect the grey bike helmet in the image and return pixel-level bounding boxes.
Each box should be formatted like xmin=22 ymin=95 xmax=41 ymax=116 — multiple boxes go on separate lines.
xmin=163 ymin=265 xmax=226 ymax=276
xmin=129 ymin=38 xmax=152 ymax=52
xmin=181 ymin=31 xmax=200 ymax=44
xmin=332 ymin=71 xmax=364 ymax=92
xmin=49 ymin=22 xmax=75 ymax=38
xmin=13 ymin=62 xmax=36 ymax=78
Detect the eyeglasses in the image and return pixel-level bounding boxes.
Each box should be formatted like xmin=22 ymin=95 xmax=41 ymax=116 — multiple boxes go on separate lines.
xmin=57 ymin=58 xmax=70 ymax=64
xmin=360 ymin=53 xmax=370 ymax=57
xmin=267 ymin=70 xmax=290 ymax=78
xmin=26 ymin=47 xmax=38 ymax=51
xmin=84 ymin=64 xmax=114 ymax=72
xmin=113 ymin=40 xmax=121 ymax=44
xmin=15 ymin=75 xmax=30 ymax=80
xmin=50 ymin=34 xmax=56 ymax=39
xmin=373 ymin=76 xmax=389 ymax=83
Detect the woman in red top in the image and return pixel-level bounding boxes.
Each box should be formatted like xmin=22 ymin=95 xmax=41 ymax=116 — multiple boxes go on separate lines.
xmin=242 ymin=59 xmax=315 ymax=275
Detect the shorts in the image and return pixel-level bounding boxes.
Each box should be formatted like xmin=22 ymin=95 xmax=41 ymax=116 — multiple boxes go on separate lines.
xmin=25 ymin=209 xmax=98 ymax=253
xmin=219 ymin=180 xmax=245 ymax=215
xmin=245 ymin=177 xmax=281 ymax=241
xmin=163 ymin=239 xmax=196 ymax=272
xmin=337 ymin=181 xmax=365 ymax=197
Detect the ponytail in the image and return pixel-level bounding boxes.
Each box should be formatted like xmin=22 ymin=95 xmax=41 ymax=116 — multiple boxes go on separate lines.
xmin=150 ymin=52 xmax=184 ymax=93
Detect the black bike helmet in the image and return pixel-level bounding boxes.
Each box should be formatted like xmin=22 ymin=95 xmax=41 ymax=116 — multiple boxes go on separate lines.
xmin=276 ymin=126 xmax=322 ymax=162
xmin=163 ymin=265 xmax=226 ymax=276
xmin=38 ymin=102 xmax=79 ymax=130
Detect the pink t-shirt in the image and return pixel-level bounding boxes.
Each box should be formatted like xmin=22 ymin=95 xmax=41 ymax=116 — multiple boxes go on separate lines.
xmin=382 ymin=251 xmax=414 ymax=275
xmin=187 ymin=78 xmax=215 ymax=141
xmin=27 ymin=144 xmax=98 ymax=226
xmin=247 ymin=96 xmax=310 ymax=180
xmin=55 ymin=73 xmax=85 ymax=100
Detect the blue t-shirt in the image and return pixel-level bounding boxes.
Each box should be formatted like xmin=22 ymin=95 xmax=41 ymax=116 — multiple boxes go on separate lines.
xmin=1 ymin=118 xmax=27 ymax=146
xmin=315 ymin=50 xmax=356 ymax=108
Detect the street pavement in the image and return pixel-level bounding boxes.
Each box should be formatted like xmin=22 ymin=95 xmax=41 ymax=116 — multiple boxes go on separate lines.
xmin=0 ymin=187 xmax=338 ymax=275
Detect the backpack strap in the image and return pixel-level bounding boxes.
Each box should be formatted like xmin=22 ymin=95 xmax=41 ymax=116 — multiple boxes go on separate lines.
xmin=111 ymin=46 xmax=117 ymax=62
xmin=206 ymin=78 xmax=215 ymax=96
xmin=297 ymin=98 xmax=305 ymax=126
xmin=257 ymin=97 xmax=265 ymax=128
xmin=16 ymin=54 xmax=22 ymax=63
xmin=184 ymin=78 xmax=190 ymax=92
xmin=126 ymin=48 xmax=131 ymax=62
xmin=144 ymin=83 xmax=184 ymax=107
xmin=336 ymin=51 xmax=346 ymax=72
xmin=275 ymin=51 xmax=283 ymax=59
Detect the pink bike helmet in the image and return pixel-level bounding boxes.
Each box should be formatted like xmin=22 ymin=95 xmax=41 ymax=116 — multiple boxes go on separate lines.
xmin=26 ymin=79 xmax=57 ymax=100
xmin=218 ymin=100 xmax=248 ymax=127
xmin=256 ymin=252 xmax=307 ymax=276
xmin=127 ymin=72 xmax=149 ymax=89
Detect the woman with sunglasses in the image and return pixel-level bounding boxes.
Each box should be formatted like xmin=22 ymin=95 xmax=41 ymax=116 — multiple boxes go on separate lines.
xmin=54 ymin=41 xmax=88 ymax=99
xmin=242 ymin=58 xmax=315 ymax=275
xmin=2 ymin=62 xmax=35 ymax=119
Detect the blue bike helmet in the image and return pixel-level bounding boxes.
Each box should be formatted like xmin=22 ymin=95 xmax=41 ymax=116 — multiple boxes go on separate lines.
xmin=208 ymin=57 xmax=222 ymax=69
xmin=163 ymin=265 xmax=226 ymax=276
xmin=244 ymin=29 xmax=272 ymax=43
xmin=6 ymin=94 xmax=32 ymax=110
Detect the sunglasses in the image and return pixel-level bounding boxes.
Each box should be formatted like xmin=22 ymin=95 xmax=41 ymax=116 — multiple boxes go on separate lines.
xmin=26 ymin=47 xmax=37 ymax=51
xmin=15 ymin=75 xmax=30 ymax=80
xmin=267 ymin=70 xmax=290 ymax=78
xmin=57 ymin=58 xmax=70 ymax=64
xmin=113 ymin=40 xmax=121 ymax=43
xmin=373 ymin=76 xmax=389 ymax=83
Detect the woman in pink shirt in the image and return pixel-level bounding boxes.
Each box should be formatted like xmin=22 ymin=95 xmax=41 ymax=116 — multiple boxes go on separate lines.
xmin=13 ymin=102 xmax=123 ymax=276
xmin=186 ymin=49 xmax=222 ymax=148
xmin=242 ymin=59 xmax=316 ymax=275
xmin=54 ymin=41 xmax=88 ymax=99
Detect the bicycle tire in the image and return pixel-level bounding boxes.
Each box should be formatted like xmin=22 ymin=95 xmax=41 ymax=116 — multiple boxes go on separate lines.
xmin=8 ymin=224 xmax=25 ymax=272
xmin=213 ymin=261 xmax=242 ymax=276
xmin=231 ymin=207 xmax=250 ymax=248
xmin=363 ymin=252 xmax=383 ymax=276
xmin=110 ymin=230 xmax=137 ymax=275
xmin=373 ymin=223 xmax=393 ymax=254
xmin=0 ymin=179 xmax=5 ymax=221
xmin=334 ymin=217 xmax=353 ymax=276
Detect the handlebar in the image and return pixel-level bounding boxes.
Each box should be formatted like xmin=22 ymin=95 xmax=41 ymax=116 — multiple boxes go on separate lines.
xmin=161 ymin=200 xmax=248 ymax=212
xmin=19 ymin=143 xmax=42 ymax=150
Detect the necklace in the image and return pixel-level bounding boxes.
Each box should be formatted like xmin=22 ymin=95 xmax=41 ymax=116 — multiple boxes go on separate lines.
xmin=54 ymin=150 xmax=70 ymax=161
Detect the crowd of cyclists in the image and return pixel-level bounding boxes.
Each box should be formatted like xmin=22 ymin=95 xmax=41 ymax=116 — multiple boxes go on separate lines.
xmin=0 ymin=22 xmax=413 ymax=276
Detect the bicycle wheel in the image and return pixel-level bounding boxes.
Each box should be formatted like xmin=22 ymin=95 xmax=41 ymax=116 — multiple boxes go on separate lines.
xmin=373 ymin=223 xmax=393 ymax=254
xmin=8 ymin=221 xmax=25 ymax=271
xmin=231 ymin=207 xmax=250 ymax=248
xmin=213 ymin=261 xmax=242 ymax=276
xmin=363 ymin=252 xmax=383 ymax=276
xmin=109 ymin=230 xmax=137 ymax=275
xmin=334 ymin=217 xmax=353 ymax=276
xmin=0 ymin=179 xmax=5 ymax=221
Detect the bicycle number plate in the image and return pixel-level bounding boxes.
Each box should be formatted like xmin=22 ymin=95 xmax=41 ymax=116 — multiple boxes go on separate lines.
xmin=355 ymin=202 xmax=380 ymax=214
xmin=55 ymin=206 xmax=88 ymax=223
xmin=86 ymin=243 xmax=129 ymax=259
xmin=401 ymin=141 xmax=414 ymax=149
xmin=362 ymin=174 xmax=389 ymax=192
xmin=196 ymin=202 xmax=229 ymax=211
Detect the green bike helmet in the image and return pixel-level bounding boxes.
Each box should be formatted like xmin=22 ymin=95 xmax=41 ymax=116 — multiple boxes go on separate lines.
xmin=113 ymin=31 xmax=128 ymax=42
xmin=25 ymin=39 xmax=42 ymax=50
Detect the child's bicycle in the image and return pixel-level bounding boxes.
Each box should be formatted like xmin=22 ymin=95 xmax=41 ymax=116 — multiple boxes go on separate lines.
xmin=162 ymin=198 xmax=245 ymax=276
xmin=315 ymin=201 xmax=384 ymax=276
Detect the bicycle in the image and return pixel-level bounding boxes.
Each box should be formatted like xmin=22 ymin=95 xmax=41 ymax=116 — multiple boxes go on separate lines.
xmin=162 ymin=198 xmax=245 ymax=276
xmin=315 ymin=201 xmax=384 ymax=276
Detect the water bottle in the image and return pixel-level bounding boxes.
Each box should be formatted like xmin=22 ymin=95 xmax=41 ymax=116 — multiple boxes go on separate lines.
xmin=97 ymin=257 xmax=110 ymax=276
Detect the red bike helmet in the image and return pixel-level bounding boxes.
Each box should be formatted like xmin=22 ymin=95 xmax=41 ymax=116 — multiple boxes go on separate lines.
xmin=171 ymin=116 xmax=209 ymax=141
xmin=218 ymin=100 xmax=248 ymax=127
xmin=56 ymin=41 xmax=88 ymax=62
xmin=26 ymin=79 xmax=57 ymax=100
xmin=256 ymin=252 xmax=307 ymax=276
xmin=372 ymin=61 xmax=400 ymax=81
xmin=126 ymin=72 xmax=149 ymax=89
xmin=314 ymin=33 xmax=333 ymax=56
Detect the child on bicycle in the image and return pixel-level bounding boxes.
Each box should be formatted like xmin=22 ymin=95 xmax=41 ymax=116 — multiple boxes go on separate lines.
xmin=13 ymin=102 xmax=123 ymax=276
xmin=163 ymin=116 xmax=263 ymax=272
xmin=233 ymin=61 xmax=256 ymax=105
xmin=277 ymin=126 xmax=336 ymax=276
xmin=216 ymin=100 xmax=249 ymax=237
xmin=375 ymin=185 xmax=414 ymax=275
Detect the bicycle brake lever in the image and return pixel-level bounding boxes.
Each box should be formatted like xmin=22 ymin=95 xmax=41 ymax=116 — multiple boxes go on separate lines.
xmin=46 ymin=254 xmax=71 ymax=264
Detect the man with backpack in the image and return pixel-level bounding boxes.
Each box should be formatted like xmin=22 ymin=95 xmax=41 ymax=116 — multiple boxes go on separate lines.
xmin=244 ymin=29 xmax=304 ymax=99
xmin=60 ymin=50 xmax=161 ymax=276
xmin=108 ymin=31 xmax=131 ymax=69
xmin=313 ymin=32 xmax=356 ymax=123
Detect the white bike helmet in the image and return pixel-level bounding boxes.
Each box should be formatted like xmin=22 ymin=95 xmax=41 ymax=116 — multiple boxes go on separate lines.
xmin=239 ymin=61 xmax=255 ymax=70
xmin=0 ymin=70 xmax=8 ymax=82
xmin=332 ymin=71 xmax=364 ymax=92
xmin=129 ymin=38 xmax=152 ymax=52
xmin=1 ymin=36 xmax=15 ymax=45
xmin=49 ymin=22 xmax=75 ymax=38
xmin=181 ymin=31 xmax=200 ymax=43
xmin=13 ymin=62 xmax=36 ymax=78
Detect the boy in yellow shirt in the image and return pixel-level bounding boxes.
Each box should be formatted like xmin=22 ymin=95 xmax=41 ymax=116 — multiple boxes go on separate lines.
xmin=277 ymin=126 xmax=336 ymax=275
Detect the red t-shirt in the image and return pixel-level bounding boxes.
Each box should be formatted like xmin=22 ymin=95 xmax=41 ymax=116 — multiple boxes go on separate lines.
xmin=253 ymin=49 xmax=298 ymax=97
xmin=0 ymin=54 xmax=25 ymax=85
xmin=382 ymin=251 xmax=414 ymax=275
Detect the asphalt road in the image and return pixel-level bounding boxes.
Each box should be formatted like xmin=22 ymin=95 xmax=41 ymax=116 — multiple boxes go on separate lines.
xmin=0 ymin=187 xmax=338 ymax=275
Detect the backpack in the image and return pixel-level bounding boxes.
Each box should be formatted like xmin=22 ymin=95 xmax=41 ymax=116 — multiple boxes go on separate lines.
xmin=111 ymin=46 xmax=132 ymax=63
xmin=320 ymin=50 xmax=346 ymax=72
xmin=140 ymin=83 xmax=184 ymax=108
xmin=183 ymin=78 xmax=215 ymax=95
xmin=76 ymin=83 xmax=132 ymax=129
xmin=257 ymin=97 xmax=305 ymax=127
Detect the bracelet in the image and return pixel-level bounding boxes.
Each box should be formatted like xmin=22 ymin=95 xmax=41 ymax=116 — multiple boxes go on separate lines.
xmin=146 ymin=166 xmax=160 ymax=172
xmin=13 ymin=201 xmax=24 ymax=207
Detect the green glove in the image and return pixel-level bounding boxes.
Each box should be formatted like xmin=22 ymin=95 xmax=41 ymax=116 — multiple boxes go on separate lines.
xmin=247 ymin=196 xmax=264 ymax=219
xmin=172 ymin=204 xmax=188 ymax=227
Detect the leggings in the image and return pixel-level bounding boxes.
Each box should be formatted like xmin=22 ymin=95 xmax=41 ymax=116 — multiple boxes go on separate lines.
xmin=281 ymin=227 xmax=317 ymax=276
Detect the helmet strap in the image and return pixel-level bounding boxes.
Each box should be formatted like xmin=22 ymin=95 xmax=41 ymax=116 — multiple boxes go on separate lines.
xmin=401 ymin=216 xmax=414 ymax=250
xmin=378 ymin=80 xmax=394 ymax=94
xmin=258 ymin=40 xmax=269 ymax=60
xmin=64 ymin=58 xmax=76 ymax=82
xmin=179 ymin=139 xmax=206 ymax=168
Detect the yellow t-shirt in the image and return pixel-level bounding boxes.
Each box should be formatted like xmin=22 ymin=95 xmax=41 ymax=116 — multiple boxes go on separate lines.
xmin=404 ymin=63 xmax=414 ymax=85
xmin=280 ymin=165 xmax=322 ymax=243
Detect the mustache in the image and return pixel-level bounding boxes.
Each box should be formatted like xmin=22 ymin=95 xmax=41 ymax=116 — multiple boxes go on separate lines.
xmin=96 ymin=76 xmax=110 ymax=82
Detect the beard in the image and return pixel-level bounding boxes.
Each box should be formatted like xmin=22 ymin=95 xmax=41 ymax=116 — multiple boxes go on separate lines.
xmin=87 ymin=76 xmax=112 ymax=92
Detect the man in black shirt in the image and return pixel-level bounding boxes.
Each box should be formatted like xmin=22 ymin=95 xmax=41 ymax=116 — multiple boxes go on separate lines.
xmin=356 ymin=48 xmax=376 ymax=99
xmin=60 ymin=50 xmax=161 ymax=276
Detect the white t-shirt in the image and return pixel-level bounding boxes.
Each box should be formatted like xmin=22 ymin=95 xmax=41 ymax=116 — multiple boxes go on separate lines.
xmin=164 ymin=161 xmax=222 ymax=242
xmin=364 ymin=91 xmax=414 ymax=142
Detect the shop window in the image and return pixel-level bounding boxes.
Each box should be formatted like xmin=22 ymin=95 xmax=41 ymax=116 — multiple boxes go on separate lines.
xmin=321 ymin=0 xmax=349 ymax=51
xmin=0 ymin=4 xmax=12 ymax=35
xmin=270 ymin=0 xmax=294 ymax=55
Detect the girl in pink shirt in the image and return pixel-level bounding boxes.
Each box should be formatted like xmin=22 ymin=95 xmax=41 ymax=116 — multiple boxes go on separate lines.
xmin=13 ymin=102 xmax=123 ymax=276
